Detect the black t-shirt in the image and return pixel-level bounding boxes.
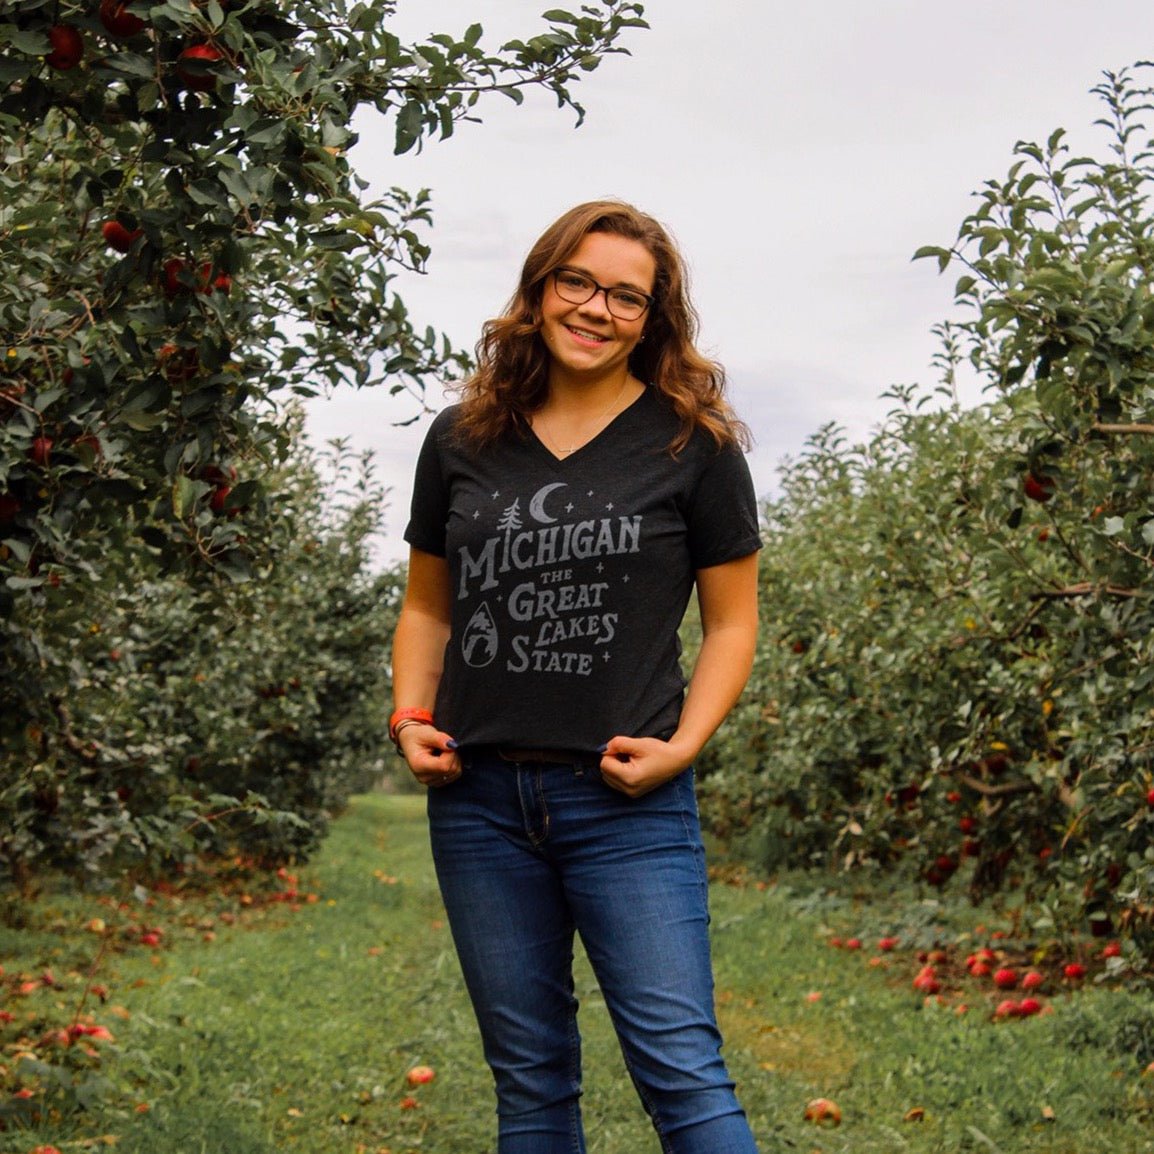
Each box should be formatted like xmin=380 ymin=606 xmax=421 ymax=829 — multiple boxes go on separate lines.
xmin=404 ymin=388 xmax=762 ymax=751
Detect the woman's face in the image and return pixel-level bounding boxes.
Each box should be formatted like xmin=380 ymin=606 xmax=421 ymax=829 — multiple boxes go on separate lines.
xmin=538 ymin=231 xmax=656 ymax=388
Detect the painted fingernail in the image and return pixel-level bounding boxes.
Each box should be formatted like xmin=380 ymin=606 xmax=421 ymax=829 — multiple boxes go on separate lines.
xmin=446 ymin=739 xmax=459 ymax=750
xmin=596 ymin=743 xmax=608 ymax=754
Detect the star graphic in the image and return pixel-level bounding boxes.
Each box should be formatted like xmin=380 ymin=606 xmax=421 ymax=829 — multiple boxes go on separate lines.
xmin=605 ymin=502 xmax=614 ymax=511
xmin=492 ymin=490 xmax=500 ymax=499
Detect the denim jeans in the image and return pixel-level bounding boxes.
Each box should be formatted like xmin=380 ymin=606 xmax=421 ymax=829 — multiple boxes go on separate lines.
xmin=426 ymin=749 xmax=759 ymax=1154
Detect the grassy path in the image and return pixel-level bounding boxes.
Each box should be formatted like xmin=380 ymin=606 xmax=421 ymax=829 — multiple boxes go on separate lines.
xmin=4 ymin=793 xmax=1153 ymax=1153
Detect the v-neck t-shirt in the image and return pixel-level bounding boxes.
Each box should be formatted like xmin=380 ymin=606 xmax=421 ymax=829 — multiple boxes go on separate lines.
xmin=403 ymin=387 xmax=762 ymax=751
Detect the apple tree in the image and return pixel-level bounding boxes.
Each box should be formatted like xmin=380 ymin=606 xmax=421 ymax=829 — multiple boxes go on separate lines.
xmin=0 ymin=0 xmax=647 ymax=888
xmin=700 ymin=65 xmax=1154 ymax=956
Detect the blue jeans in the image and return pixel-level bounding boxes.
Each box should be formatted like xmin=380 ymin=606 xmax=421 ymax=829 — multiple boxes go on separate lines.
xmin=427 ymin=749 xmax=759 ymax=1154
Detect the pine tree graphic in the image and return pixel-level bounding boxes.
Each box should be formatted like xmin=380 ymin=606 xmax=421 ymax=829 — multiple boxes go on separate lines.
xmin=498 ymin=499 xmax=522 ymax=569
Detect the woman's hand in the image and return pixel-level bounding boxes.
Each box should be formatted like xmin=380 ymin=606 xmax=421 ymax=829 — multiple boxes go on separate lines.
xmin=598 ymin=735 xmax=692 ymax=798
xmin=399 ymin=724 xmax=462 ymax=787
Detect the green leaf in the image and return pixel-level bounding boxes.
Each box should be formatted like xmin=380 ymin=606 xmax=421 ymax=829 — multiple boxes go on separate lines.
xmin=912 ymin=245 xmax=951 ymax=272
xmin=172 ymin=475 xmax=204 ymax=518
xmin=0 ymin=28 xmax=51 ymax=54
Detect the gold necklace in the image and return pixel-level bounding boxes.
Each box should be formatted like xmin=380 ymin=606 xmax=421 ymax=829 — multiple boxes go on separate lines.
xmin=537 ymin=379 xmax=631 ymax=456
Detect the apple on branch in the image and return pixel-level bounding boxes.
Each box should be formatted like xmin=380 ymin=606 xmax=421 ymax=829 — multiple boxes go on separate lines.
xmin=46 ymin=25 xmax=84 ymax=70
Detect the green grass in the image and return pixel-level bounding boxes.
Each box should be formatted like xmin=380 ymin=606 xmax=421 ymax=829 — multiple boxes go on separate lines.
xmin=2 ymin=793 xmax=1153 ymax=1153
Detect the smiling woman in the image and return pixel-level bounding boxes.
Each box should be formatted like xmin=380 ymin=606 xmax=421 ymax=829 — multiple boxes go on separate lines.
xmin=387 ymin=199 xmax=763 ymax=1152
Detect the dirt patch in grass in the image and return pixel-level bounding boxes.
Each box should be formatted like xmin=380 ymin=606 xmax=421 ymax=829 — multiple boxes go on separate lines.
xmin=717 ymin=993 xmax=856 ymax=1081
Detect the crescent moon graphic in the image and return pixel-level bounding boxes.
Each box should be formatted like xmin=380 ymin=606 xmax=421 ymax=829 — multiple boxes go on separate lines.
xmin=528 ymin=482 xmax=567 ymax=524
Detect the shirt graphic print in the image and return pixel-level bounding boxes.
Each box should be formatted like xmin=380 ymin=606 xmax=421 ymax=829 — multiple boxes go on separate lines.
xmin=456 ymin=480 xmax=642 ymax=680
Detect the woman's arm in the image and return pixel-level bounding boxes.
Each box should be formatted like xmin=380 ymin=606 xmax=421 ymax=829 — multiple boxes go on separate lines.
xmin=600 ymin=550 xmax=759 ymax=798
xmin=392 ymin=546 xmax=461 ymax=784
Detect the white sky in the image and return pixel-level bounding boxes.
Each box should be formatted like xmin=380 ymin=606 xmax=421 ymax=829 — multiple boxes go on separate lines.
xmin=303 ymin=0 xmax=1154 ymax=562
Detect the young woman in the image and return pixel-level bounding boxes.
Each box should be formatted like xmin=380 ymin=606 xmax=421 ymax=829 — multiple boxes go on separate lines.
xmin=390 ymin=200 xmax=762 ymax=1153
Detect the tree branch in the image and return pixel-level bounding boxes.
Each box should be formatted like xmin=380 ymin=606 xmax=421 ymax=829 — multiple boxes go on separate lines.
xmin=1093 ymin=422 xmax=1154 ymax=434
xmin=1029 ymin=581 xmax=1145 ymax=600
xmin=957 ymin=772 xmax=1039 ymax=798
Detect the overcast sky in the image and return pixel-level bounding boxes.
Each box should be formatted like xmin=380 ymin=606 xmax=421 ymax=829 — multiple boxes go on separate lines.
xmin=303 ymin=0 xmax=1154 ymax=561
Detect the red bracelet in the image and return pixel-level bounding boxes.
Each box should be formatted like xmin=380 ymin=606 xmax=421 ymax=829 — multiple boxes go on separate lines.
xmin=389 ymin=707 xmax=435 ymax=743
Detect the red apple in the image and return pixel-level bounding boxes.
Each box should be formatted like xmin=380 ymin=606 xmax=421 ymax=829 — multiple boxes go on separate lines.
xmin=994 ymin=999 xmax=1021 ymax=1019
xmin=176 ymin=43 xmax=224 ymax=91
xmin=1063 ymin=962 xmax=1086 ymax=980
xmin=912 ymin=969 xmax=940 ymax=995
xmin=844 ymin=937 xmax=862 ymax=951
xmin=1146 ymin=787 xmax=1154 ymax=808
xmin=99 ymin=0 xmax=146 ymax=38
xmin=29 ymin=436 xmax=53 ymax=467
xmin=162 ymin=257 xmax=185 ymax=296
xmin=102 ymin=220 xmax=142 ymax=253
xmin=1102 ymin=941 xmax=1122 ymax=959
xmin=1018 ymin=997 xmax=1042 ymax=1017
xmin=46 ymin=25 xmax=84 ymax=70
xmin=959 ymin=815 xmax=977 ymax=835
xmin=1023 ymin=472 xmax=1056 ymax=502
xmin=1020 ymin=970 xmax=1044 ymax=991
xmin=993 ymin=967 xmax=1018 ymax=989
xmin=405 ymin=1065 xmax=435 ymax=1086
xmin=210 ymin=486 xmax=231 ymax=513
xmin=803 ymin=1097 xmax=841 ymax=1127
xmin=877 ymin=936 xmax=899 ymax=952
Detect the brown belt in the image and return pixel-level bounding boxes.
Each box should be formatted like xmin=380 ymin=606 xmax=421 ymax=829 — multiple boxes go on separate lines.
xmin=495 ymin=746 xmax=597 ymax=765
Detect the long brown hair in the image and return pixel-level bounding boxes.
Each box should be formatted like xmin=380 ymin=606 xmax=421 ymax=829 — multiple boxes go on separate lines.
xmin=451 ymin=200 xmax=751 ymax=454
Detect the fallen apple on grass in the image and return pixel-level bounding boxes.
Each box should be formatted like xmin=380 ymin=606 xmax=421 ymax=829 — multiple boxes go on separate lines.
xmin=803 ymin=1097 xmax=842 ymax=1127
xmin=406 ymin=1065 xmax=435 ymax=1086
xmin=993 ymin=967 xmax=1019 ymax=989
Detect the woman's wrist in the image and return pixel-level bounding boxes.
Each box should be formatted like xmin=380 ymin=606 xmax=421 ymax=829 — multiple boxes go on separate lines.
xmin=389 ymin=706 xmax=434 ymax=743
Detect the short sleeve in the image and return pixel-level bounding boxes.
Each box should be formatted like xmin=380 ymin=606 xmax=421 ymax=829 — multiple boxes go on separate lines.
xmin=403 ymin=409 xmax=454 ymax=557
xmin=686 ymin=444 xmax=762 ymax=569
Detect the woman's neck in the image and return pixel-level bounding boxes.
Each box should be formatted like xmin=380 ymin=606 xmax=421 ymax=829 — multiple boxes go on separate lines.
xmin=542 ymin=368 xmax=640 ymax=416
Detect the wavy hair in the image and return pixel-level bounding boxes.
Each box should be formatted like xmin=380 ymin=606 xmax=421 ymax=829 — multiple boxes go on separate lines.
xmin=451 ymin=200 xmax=751 ymax=454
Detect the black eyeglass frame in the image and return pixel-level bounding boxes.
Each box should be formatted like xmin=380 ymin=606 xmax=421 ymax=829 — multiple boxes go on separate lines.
xmin=548 ymin=267 xmax=655 ymax=320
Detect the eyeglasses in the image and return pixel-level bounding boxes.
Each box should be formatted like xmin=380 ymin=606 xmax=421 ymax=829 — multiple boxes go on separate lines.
xmin=549 ymin=267 xmax=654 ymax=321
